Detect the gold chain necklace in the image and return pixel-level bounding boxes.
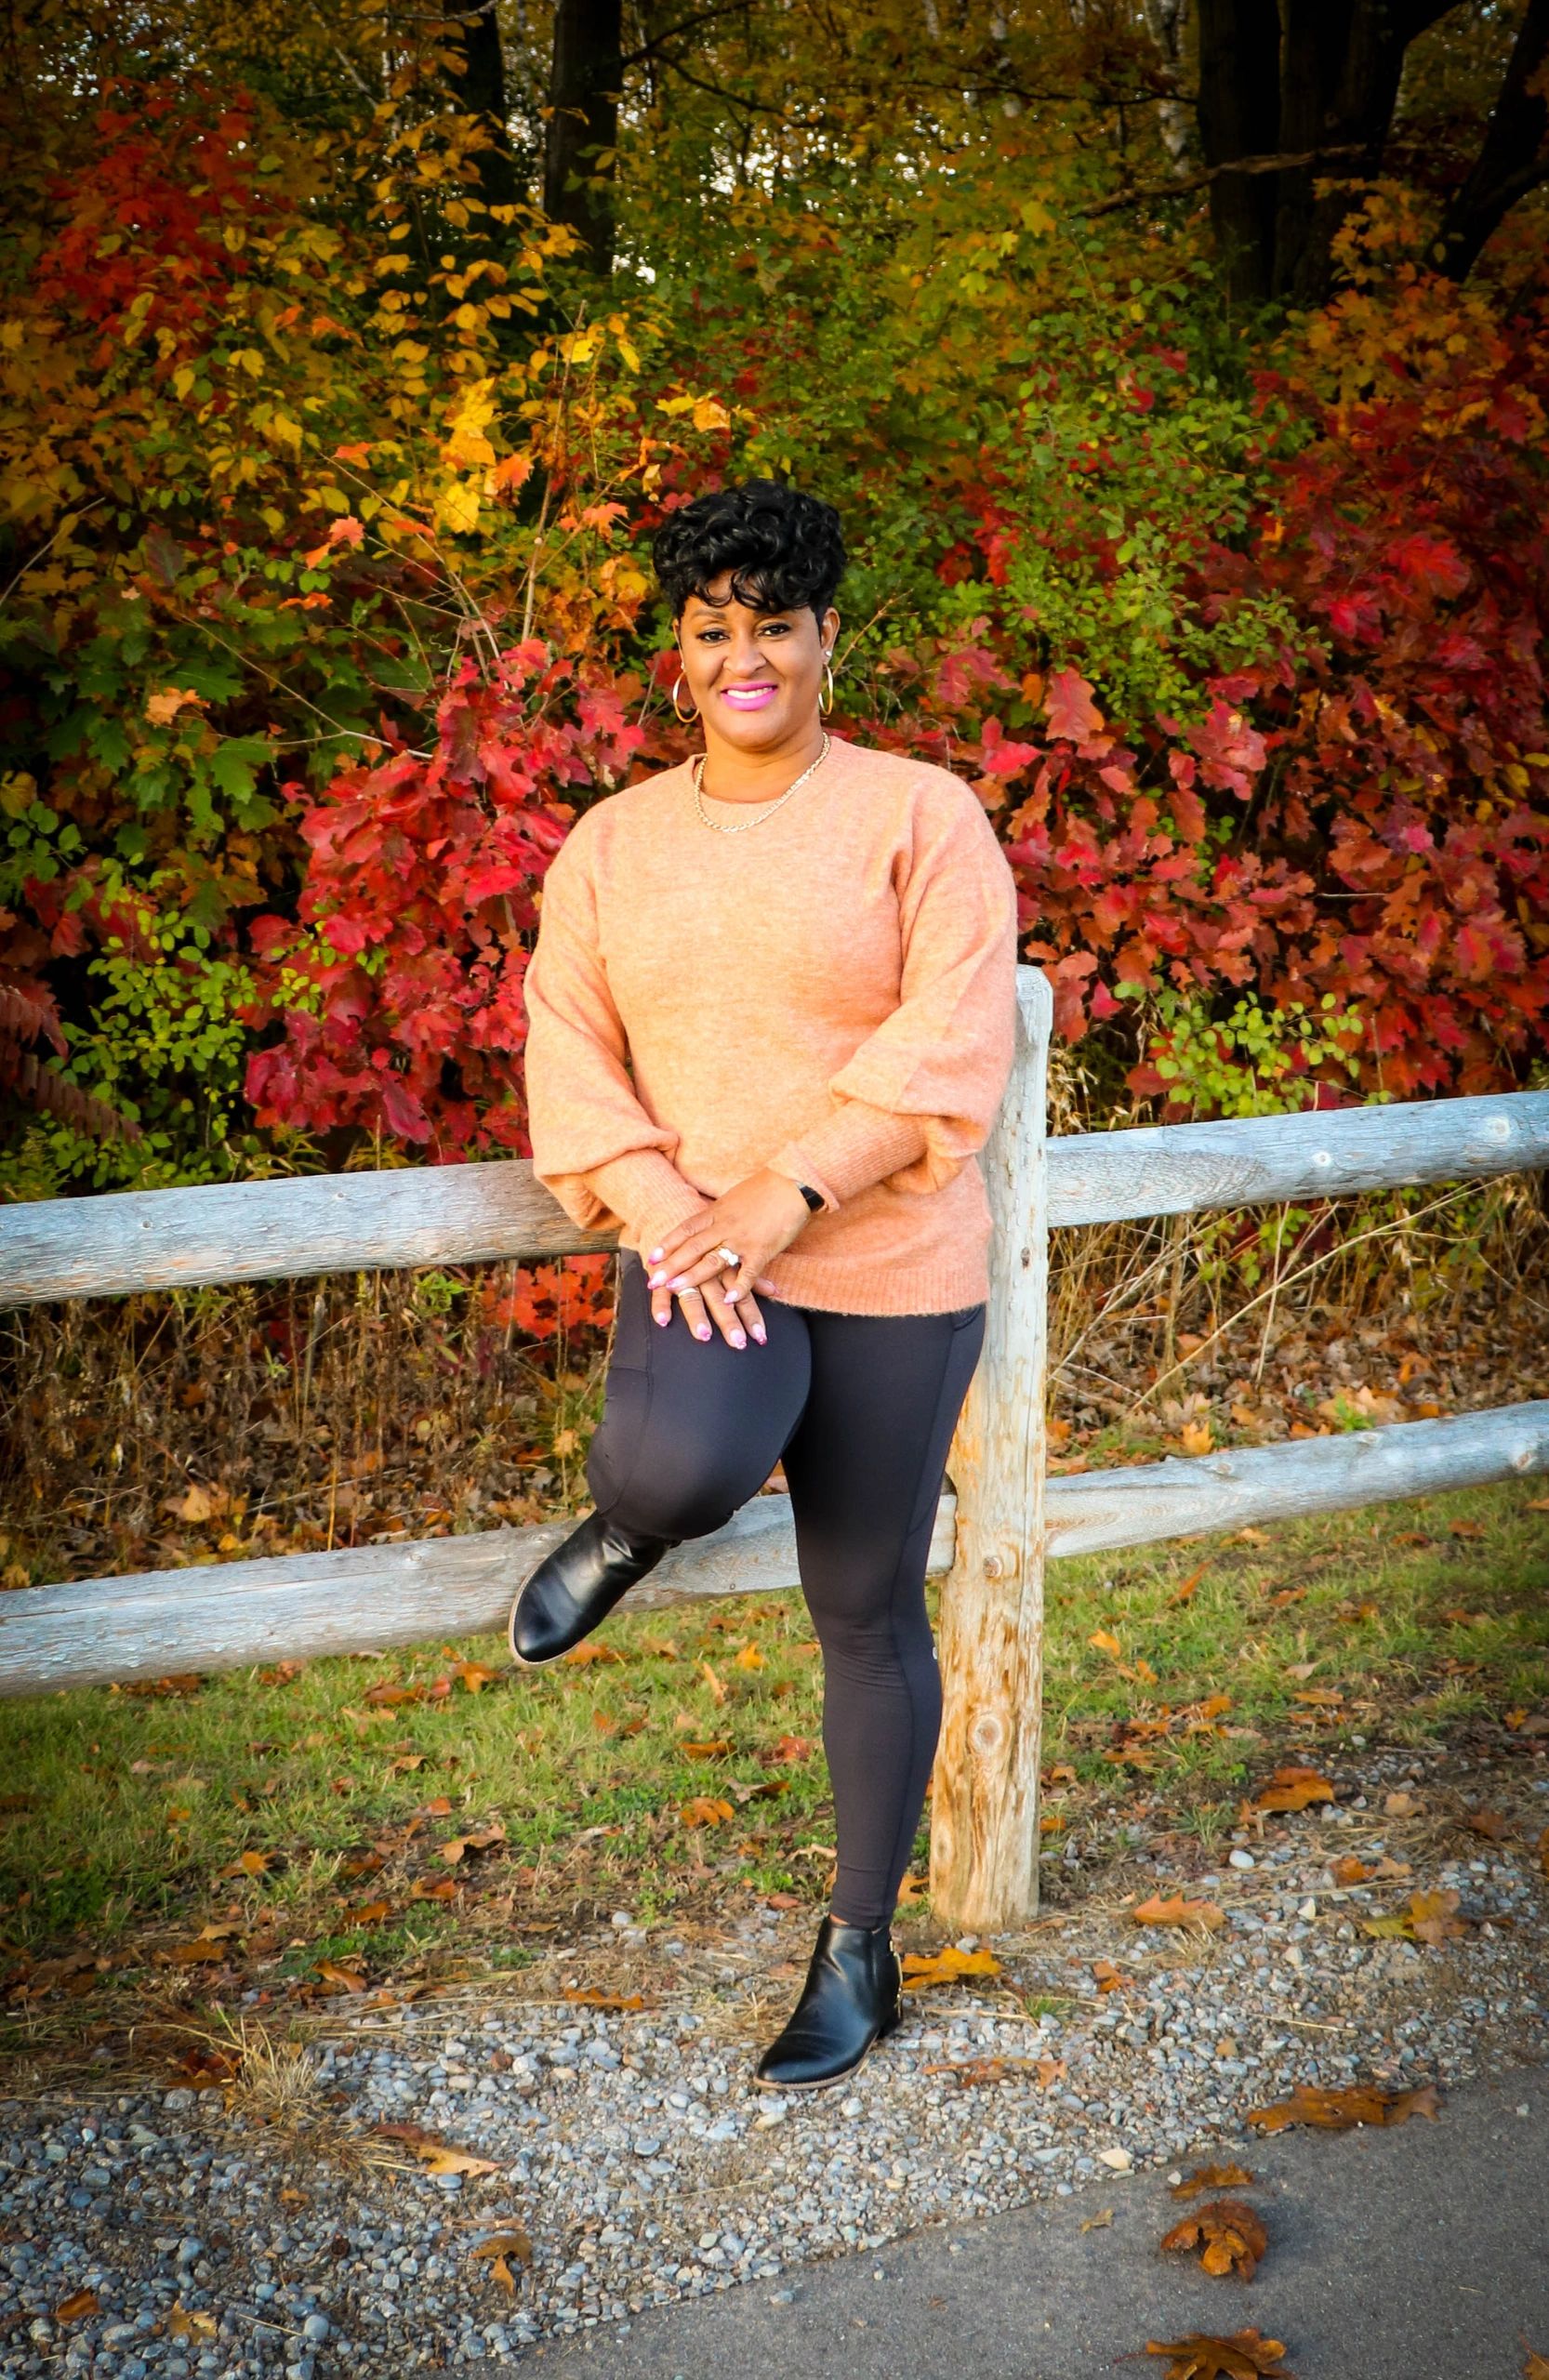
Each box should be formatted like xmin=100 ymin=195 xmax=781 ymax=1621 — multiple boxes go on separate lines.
xmin=692 ymin=730 xmax=831 ymax=834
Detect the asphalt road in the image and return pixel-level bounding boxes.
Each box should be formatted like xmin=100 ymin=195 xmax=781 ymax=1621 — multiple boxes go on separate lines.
xmin=502 ymin=2058 xmax=1549 ymax=2380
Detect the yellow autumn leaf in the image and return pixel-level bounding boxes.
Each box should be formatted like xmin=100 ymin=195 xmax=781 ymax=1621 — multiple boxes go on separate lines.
xmin=434 ymin=481 xmax=482 ymax=536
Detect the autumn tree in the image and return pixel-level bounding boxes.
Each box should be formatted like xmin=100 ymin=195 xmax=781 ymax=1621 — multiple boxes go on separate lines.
xmin=1194 ymin=0 xmax=1549 ymax=308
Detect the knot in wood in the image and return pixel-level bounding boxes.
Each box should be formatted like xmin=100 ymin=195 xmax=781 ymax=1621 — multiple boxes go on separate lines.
xmin=969 ymin=1710 xmax=1005 ymax=1758
xmin=982 ymin=1551 xmax=1006 ymax=1580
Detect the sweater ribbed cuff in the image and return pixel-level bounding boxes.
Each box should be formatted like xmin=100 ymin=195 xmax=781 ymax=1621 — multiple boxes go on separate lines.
xmin=764 ymin=1101 xmax=933 ymax=1211
xmin=586 ymin=1149 xmax=712 ymax=1259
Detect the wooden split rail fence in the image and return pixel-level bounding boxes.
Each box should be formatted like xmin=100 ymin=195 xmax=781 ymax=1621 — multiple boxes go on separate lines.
xmin=3 ymin=967 xmax=1547 ymax=1927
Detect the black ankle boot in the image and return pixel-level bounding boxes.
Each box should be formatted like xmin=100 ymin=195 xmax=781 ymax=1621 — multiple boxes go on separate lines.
xmin=753 ymin=1914 xmax=903 ymax=2093
xmin=508 ymin=1508 xmax=681 ymax=1668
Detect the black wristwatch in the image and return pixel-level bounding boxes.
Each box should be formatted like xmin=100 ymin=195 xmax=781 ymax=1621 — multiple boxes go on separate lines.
xmin=795 ymin=1182 xmax=826 ymax=1213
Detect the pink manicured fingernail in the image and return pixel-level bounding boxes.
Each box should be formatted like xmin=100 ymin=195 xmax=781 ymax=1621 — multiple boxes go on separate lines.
xmin=751 ymin=1326 xmax=766 ymax=1343
xmin=669 ymin=1276 xmax=689 ymax=1290
xmin=655 ymin=1312 xmax=669 ymax=1327
xmin=729 ymin=1331 xmax=747 ymax=1349
xmin=695 ymin=1326 xmax=711 ymax=1341
xmin=647 ymin=1271 xmax=665 ymax=1286
xmin=649 ymin=1247 xmax=663 ymax=1261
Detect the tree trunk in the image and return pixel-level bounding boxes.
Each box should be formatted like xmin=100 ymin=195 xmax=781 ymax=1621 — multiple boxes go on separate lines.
xmin=442 ymin=0 xmax=525 ymax=215
xmin=545 ymin=0 xmax=624 ymax=274
xmin=1272 ymin=0 xmax=1409 ymax=306
xmin=1190 ymin=0 xmax=1542 ymax=312
xmin=1195 ymin=0 xmax=1282 ymax=310
xmin=1432 ymin=0 xmax=1549 ymax=281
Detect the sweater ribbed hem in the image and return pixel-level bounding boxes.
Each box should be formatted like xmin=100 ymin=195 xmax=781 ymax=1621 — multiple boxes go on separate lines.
xmin=756 ymin=1241 xmax=990 ymax=1317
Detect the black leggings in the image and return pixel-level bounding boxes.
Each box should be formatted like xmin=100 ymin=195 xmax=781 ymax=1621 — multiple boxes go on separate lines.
xmin=586 ymin=1248 xmax=987 ymax=1929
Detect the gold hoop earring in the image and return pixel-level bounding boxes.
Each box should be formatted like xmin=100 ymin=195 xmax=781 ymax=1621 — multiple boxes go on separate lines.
xmin=671 ymin=671 xmax=698 ymax=724
xmin=819 ymin=655 xmax=835 ymax=716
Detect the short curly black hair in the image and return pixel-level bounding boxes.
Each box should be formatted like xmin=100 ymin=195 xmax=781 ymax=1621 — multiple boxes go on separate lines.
xmin=650 ymin=477 xmax=846 ymax=628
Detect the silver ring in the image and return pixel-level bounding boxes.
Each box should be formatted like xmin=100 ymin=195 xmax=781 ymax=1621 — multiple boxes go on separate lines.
xmin=714 ymin=1244 xmax=740 ymax=1269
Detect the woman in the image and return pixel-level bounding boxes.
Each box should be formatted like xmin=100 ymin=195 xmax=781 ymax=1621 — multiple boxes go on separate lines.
xmin=513 ymin=478 xmax=1020 ymax=2092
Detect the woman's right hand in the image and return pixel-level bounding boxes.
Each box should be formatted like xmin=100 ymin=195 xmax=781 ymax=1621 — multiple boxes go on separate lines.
xmin=650 ymin=1263 xmax=779 ymax=1349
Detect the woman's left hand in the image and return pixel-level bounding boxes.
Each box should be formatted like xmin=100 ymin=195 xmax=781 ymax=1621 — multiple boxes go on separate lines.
xmin=646 ymin=1169 xmax=817 ymax=1306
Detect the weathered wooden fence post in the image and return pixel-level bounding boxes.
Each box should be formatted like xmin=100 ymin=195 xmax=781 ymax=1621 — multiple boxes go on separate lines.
xmin=929 ymin=963 xmax=1053 ymax=1931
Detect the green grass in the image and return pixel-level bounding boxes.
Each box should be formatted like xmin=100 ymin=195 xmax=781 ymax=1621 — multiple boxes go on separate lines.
xmin=0 ymin=1479 xmax=1545 ymax=1983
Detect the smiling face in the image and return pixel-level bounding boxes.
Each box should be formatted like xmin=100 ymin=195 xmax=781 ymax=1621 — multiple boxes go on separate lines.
xmin=676 ymin=570 xmax=839 ymax=761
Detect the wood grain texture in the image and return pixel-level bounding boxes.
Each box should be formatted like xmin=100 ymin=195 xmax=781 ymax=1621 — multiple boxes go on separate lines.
xmin=0 ymin=1498 xmax=959 ymax=1698
xmin=6 ymin=1077 xmax=1542 ymax=1311
xmin=1044 ymin=1399 xmax=1549 ymax=1558
xmin=3 ymin=1401 xmax=1543 ymax=1698
xmin=0 ymin=1163 xmax=611 ymax=1309
xmin=1047 ymin=1091 xmax=1549 ymax=1228
xmin=928 ymin=967 xmax=1053 ymax=1932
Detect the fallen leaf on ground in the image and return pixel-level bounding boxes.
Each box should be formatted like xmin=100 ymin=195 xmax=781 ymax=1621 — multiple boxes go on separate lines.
xmin=1172 ymin=2163 xmax=1255 ymax=2198
xmin=450 ymin=1659 xmax=499 ymax=1693
xmin=1092 ymin=1959 xmax=1135 ymax=1993
xmin=1384 ymin=1789 xmax=1420 ymax=1816
xmin=339 ymin=1851 xmax=385 ymax=1880
xmin=168 ymin=2306 xmax=218 ymax=2341
xmin=471 ymin=2229 xmax=533 ymax=2294
xmin=1160 ymin=2199 xmax=1267 ymax=2280
xmin=316 ymin=1959 xmax=368 ymax=1992
xmin=922 ymin=2046 xmax=1066 ymax=2084
xmin=364 ymin=1680 xmax=423 ymax=1708
xmin=562 ymin=1642 xmax=624 ymax=1665
xmin=1080 ymin=2206 xmax=1113 ymax=2232
xmin=175 ymin=2044 xmax=239 ymax=2089
xmin=1251 ymin=1766 xmax=1335 ymax=1813
xmin=1522 ymin=2348 xmax=1549 ymax=2379
xmin=679 ymin=1796 xmax=735 ymax=1826
xmin=372 ymin=2122 xmax=502 ymax=2175
xmin=562 ymin=1988 xmax=644 ymax=2011
xmin=698 ymin=1659 xmax=728 ymax=1702
xmin=896 ymin=1871 xmax=928 ymax=1906
xmin=410 ymin=1877 xmax=458 ymax=1902
xmin=1462 ymin=1810 xmax=1513 ymax=1842
xmin=1169 ymin=1561 xmax=1211 ymax=1604
xmin=1131 ymin=1894 xmax=1225 ymax=1932
xmin=681 ymin=1739 xmax=731 ymax=1758
xmin=1145 ymin=2331 xmax=1293 ymax=2378
xmin=1329 ymin=1856 xmax=1372 ymax=1885
xmin=440 ymin=1822 xmax=507 ymax=1864
xmin=759 ymin=1734 xmax=814 ymax=1765
xmin=901 ymin=1946 xmax=1002 ymax=1990
xmin=1249 ymin=2082 xmax=1440 ymax=2132
xmin=351 ymin=1899 xmax=391 ymax=1925
xmin=1362 ymin=1889 xmax=1472 ymax=1944
xmin=733 ymin=1643 xmax=764 ymax=1670
xmin=53 ymin=2289 xmax=99 ymax=2323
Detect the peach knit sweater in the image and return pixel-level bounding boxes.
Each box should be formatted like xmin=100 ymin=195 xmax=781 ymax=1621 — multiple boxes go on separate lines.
xmin=521 ymin=730 xmax=1021 ymax=1316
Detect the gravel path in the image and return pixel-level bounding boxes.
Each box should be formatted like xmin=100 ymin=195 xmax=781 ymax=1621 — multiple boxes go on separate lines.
xmin=3 ymin=1744 xmax=1545 ymax=2374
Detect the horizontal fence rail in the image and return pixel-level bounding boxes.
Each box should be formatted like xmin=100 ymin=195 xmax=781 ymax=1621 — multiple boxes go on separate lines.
xmin=3 ymin=1090 xmax=1545 ymax=1310
xmin=5 ymin=1402 xmax=1545 ymax=1699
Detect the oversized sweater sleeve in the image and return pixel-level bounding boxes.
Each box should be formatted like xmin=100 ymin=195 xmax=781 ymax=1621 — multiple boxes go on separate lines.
xmin=761 ymin=781 xmax=1020 ymax=1211
xmin=521 ymin=821 xmax=713 ymax=1258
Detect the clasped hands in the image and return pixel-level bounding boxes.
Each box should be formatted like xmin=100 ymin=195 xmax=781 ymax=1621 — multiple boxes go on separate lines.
xmin=643 ymin=1167 xmax=817 ymax=1348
